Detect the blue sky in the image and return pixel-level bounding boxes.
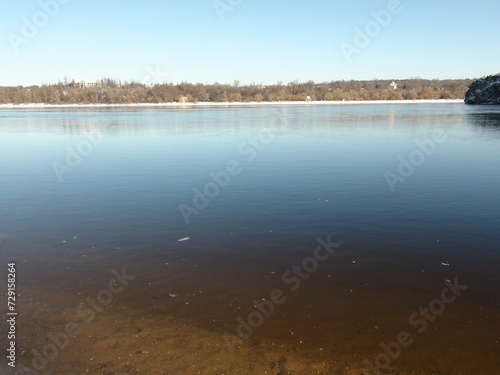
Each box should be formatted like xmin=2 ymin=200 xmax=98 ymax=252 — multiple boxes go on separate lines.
xmin=0 ymin=0 xmax=499 ymax=86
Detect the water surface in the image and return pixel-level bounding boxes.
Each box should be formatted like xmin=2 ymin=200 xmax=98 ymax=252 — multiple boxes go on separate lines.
xmin=0 ymin=103 xmax=499 ymax=374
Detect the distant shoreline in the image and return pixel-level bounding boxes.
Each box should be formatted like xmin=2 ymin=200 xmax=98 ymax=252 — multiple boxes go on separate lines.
xmin=0 ymin=99 xmax=464 ymax=109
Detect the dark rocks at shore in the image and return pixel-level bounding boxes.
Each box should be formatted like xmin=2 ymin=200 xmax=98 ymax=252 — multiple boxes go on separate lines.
xmin=465 ymin=74 xmax=500 ymax=105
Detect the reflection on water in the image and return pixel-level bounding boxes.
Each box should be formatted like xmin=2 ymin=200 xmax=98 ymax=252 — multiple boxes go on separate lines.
xmin=2 ymin=104 xmax=494 ymax=135
xmin=467 ymin=110 xmax=500 ymax=129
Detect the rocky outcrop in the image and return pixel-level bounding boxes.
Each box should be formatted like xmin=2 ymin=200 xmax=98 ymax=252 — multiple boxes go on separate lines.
xmin=465 ymin=74 xmax=500 ymax=105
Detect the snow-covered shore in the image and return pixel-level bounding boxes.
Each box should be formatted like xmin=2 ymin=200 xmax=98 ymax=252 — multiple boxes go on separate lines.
xmin=0 ymin=99 xmax=464 ymax=109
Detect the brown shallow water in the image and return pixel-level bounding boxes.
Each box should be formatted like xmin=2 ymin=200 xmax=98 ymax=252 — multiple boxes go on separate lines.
xmin=1 ymin=236 xmax=498 ymax=375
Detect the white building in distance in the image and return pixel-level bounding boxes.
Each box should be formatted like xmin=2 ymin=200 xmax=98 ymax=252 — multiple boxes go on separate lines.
xmin=76 ymin=80 xmax=99 ymax=88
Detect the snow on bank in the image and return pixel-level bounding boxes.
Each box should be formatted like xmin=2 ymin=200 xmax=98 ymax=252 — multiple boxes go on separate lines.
xmin=0 ymin=99 xmax=464 ymax=109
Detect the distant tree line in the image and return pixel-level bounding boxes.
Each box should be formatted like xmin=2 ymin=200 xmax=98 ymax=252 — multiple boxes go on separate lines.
xmin=0 ymin=78 xmax=473 ymax=104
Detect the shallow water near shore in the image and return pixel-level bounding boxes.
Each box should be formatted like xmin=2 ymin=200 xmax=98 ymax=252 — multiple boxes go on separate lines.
xmin=0 ymin=103 xmax=499 ymax=374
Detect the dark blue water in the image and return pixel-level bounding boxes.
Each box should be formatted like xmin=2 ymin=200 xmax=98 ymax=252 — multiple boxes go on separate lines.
xmin=1 ymin=104 xmax=499 ymax=260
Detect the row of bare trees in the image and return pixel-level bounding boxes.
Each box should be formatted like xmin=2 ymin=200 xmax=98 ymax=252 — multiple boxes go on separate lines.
xmin=0 ymin=78 xmax=473 ymax=104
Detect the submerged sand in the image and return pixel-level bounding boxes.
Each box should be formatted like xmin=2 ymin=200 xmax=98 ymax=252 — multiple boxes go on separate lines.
xmin=2 ymin=245 xmax=498 ymax=375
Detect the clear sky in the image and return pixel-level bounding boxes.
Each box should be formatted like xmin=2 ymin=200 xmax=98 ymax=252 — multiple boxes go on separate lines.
xmin=0 ymin=0 xmax=499 ymax=86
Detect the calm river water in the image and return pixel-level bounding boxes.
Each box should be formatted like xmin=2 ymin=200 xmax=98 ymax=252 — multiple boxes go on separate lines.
xmin=0 ymin=103 xmax=499 ymax=375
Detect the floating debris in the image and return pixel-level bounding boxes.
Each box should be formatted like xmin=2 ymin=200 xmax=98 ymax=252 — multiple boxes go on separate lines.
xmin=169 ymin=293 xmax=179 ymax=298
xmin=177 ymin=237 xmax=190 ymax=242
xmin=441 ymin=262 xmax=450 ymax=266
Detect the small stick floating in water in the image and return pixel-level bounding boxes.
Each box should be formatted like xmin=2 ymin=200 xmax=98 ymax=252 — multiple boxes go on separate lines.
xmin=177 ymin=237 xmax=190 ymax=242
